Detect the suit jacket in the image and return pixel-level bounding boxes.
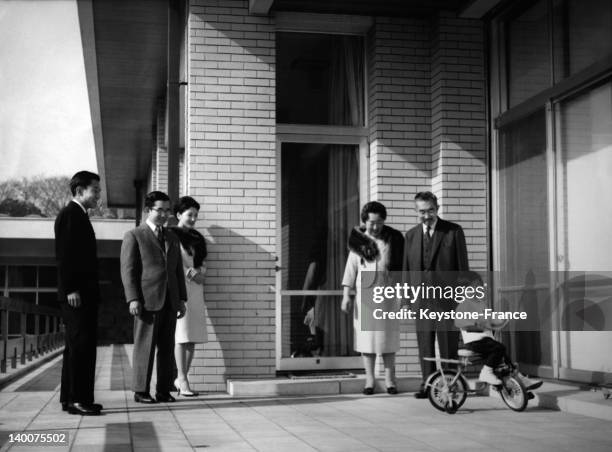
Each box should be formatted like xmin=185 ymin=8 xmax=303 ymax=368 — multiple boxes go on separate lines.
xmin=54 ymin=201 xmax=100 ymax=305
xmin=403 ymin=218 xmax=469 ymax=273
xmin=120 ymin=223 xmax=187 ymax=312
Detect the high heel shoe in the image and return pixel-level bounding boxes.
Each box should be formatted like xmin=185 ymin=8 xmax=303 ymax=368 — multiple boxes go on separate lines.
xmin=174 ymin=378 xmax=198 ymax=397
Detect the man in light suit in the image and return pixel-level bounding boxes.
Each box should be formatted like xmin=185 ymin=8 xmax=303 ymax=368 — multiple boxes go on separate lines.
xmin=403 ymin=191 xmax=469 ymax=398
xmin=120 ymin=191 xmax=187 ymax=403
xmin=55 ymin=171 xmax=103 ymax=415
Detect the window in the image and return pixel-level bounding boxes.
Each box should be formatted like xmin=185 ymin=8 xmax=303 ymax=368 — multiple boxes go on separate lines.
xmin=491 ymin=0 xmax=612 ymax=378
xmin=275 ymin=26 xmax=367 ymax=369
xmin=554 ymin=0 xmax=612 ymax=79
xmin=506 ymin=0 xmax=550 ymax=107
xmin=3 ymin=265 xmax=58 ymax=305
xmin=276 ymin=32 xmax=364 ymax=126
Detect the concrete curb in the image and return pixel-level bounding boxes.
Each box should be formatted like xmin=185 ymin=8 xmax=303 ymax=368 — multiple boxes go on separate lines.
xmin=0 ymin=347 xmax=64 ymax=390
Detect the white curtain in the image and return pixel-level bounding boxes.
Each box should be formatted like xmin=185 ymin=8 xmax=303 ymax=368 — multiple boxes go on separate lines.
xmin=314 ymin=36 xmax=363 ymax=356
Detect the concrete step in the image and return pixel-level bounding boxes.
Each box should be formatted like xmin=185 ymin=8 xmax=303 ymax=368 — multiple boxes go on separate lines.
xmin=229 ymin=375 xmax=612 ymax=421
xmin=228 ymin=375 xmax=422 ymax=396
xmin=530 ymin=381 xmax=612 ymax=421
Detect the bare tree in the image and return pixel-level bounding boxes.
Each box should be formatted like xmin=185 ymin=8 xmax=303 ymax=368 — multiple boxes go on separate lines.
xmin=0 ymin=175 xmax=134 ymax=218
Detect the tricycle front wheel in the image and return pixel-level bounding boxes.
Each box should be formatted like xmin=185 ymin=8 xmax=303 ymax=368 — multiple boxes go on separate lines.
xmin=427 ymin=370 xmax=468 ymax=414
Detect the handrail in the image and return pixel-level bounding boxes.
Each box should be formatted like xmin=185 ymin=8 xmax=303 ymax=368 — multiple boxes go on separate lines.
xmin=0 ymin=296 xmax=64 ymax=373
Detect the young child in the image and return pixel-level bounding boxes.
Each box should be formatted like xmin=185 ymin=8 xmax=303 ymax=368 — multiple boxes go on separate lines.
xmin=455 ymin=272 xmax=542 ymax=389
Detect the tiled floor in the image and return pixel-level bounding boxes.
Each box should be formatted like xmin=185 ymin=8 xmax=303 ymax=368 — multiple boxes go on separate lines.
xmin=1 ymin=345 xmax=611 ymax=452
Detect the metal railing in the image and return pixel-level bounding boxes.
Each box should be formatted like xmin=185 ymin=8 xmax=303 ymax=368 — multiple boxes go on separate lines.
xmin=0 ymin=296 xmax=64 ymax=373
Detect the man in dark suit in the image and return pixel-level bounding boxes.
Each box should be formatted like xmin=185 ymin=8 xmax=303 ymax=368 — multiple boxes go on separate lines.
xmin=403 ymin=191 xmax=469 ymax=398
xmin=120 ymin=191 xmax=187 ymax=403
xmin=55 ymin=171 xmax=103 ymax=415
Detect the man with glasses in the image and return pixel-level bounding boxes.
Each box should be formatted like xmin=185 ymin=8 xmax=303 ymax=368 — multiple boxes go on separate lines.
xmin=403 ymin=191 xmax=469 ymax=399
xmin=120 ymin=191 xmax=187 ymax=404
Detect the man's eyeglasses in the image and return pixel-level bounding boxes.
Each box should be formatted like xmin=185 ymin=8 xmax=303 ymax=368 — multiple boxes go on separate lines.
xmin=151 ymin=207 xmax=172 ymax=214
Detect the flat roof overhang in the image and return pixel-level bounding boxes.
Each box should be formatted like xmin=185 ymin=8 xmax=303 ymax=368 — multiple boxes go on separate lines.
xmin=78 ymin=0 xmax=168 ymax=208
xmin=80 ymin=0 xmax=497 ymax=208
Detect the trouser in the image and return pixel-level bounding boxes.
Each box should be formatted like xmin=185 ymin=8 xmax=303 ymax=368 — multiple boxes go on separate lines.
xmin=465 ymin=337 xmax=507 ymax=368
xmin=415 ymin=315 xmax=459 ymax=384
xmin=60 ymin=302 xmax=98 ymax=404
xmin=132 ymin=298 xmax=176 ymax=394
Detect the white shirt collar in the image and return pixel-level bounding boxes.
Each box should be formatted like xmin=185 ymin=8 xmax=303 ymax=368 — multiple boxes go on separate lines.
xmin=145 ymin=218 xmax=161 ymax=233
xmin=422 ymin=218 xmax=438 ymax=236
xmin=71 ymin=199 xmax=87 ymax=214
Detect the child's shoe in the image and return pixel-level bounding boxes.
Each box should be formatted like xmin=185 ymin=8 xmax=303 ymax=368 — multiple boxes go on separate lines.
xmin=518 ymin=372 xmax=543 ymax=390
xmin=478 ymin=365 xmax=502 ymax=385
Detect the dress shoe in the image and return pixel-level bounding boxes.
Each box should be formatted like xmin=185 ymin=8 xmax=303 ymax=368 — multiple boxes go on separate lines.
xmin=64 ymin=402 xmax=102 ymax=411
xmin=362 ymin=387 xmax=374 ymax=395
xmin=134 ymin=392 xmax=157 ymax=404
xmin=413 ymin=389 xmax=428 ymax=399
xmin=155 ymin=392 xmax=176 ymax=403
xmin=386 ymin=386 xmax=398 ymax=395
xmin=67 ymin=403 xmax=101 ymax=416
xmin=174 ymin=378 xmax=198 ymax=397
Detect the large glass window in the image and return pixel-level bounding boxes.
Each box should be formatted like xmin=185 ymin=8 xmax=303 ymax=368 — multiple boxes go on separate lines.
xmin=8 ymin=266 xmax=37 ymax=287
xmin=497 ymin=110 xmax=551 ymax=366
xmin=3 ymin=265 xmax=58 ymax=304
xmin=556 ymin=81 xmax=612 ymax=374
xmin=498 ymin=110 xmax=549 ymax=275
xmin=276 ymin=29 xmax=366 ymax=370
xmin=507 ymin=0 xmax=550 ymax=107
xmin=493 ymin=0 xmax=612 ymax=379
xmin=554 ymin=0 xmax=612 ymax=79
xmin=276 ymin=33 xmax=364 ymax=126
xmin=281 ymin=142 xmax=359 ymax=358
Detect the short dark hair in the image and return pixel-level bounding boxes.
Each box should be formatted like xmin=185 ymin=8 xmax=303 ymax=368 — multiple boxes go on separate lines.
xmin=174 ymin=196 xmax=200 ymax=215
xmin=144 ymin=191 xmax=170 ymax=208
xmin=414 ymin=191 xmax=438 ymax=208
xmin=69 ymin=171 xmax=100 ymax=196
xmin=361 ymin=201 xmax=387 ymax=223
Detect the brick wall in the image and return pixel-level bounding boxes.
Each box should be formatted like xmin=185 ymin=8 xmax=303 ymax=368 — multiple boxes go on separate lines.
xmin=367 ymin=16 xmax=432 ymax=376
xmin=430 ymin=11 xmax=487 ymax=271
xmin=155 ymin=99 xmax=169 ymax=193
xmin=183 ymin=5 xmax=487 ymax=387
xmin=188 ymin=0 xmax=276 ymax=391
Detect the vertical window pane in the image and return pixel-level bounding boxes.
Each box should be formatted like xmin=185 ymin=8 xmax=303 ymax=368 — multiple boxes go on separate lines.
xmin=554 ymin=0 xmax=612 ymax=80
xmin=498 ymin=110 xmax=550 ymax=366
xmin=507 ymin=0 xmax=551 ymax=107
xmin=281 ymin=142 xmax=359 ymax=357
xmin=277 ymin=33 xmax=364 ymax=125
xmin=558 ymin=81 xmax=612 ymax=272
xmin=498 ymin=110 xmax=549 ymax=274
xmin=557 ymin=81 xmax=612 ymax=374
xmin=8 ymin=266 xmax=37 ymax=287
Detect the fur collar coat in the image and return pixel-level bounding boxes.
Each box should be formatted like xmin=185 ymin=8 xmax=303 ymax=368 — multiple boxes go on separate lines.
xmin=348 ymin=225 xmax=404 ymax=271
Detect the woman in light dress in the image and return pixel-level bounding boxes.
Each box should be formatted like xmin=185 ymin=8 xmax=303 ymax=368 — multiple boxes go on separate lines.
xmin=341 ymin=201 xmax=404 ymax=395
xmin=170 ymin=196 xmax=208 ymax=396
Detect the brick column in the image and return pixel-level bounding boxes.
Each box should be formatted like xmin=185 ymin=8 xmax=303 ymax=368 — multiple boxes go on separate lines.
xmin=430 ymin=11 xmax=487 ymax=270
xmin=368 ymin=17 xmax=432 ymax=376
xmin=188 ymin=0 xmax=276 ymax=391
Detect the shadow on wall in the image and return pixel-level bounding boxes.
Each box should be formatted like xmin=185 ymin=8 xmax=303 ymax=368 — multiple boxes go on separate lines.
xmin=192 ymin=225 xmax=276 ymax=393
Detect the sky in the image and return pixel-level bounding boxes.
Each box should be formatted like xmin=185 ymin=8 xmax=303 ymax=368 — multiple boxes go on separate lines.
xmin=0 ymin=0 xmax=97 ymax=181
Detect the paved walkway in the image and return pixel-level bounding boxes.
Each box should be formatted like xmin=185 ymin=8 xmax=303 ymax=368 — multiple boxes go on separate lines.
xmin=1 ymin=345 xmax=611 ymax=452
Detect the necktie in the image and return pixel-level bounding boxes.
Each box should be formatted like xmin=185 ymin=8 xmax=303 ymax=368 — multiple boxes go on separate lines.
xmin=156 ymin=226 xmax=165 ymax=250
xmin=424 ymin=225 xmax=431 ymax=244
